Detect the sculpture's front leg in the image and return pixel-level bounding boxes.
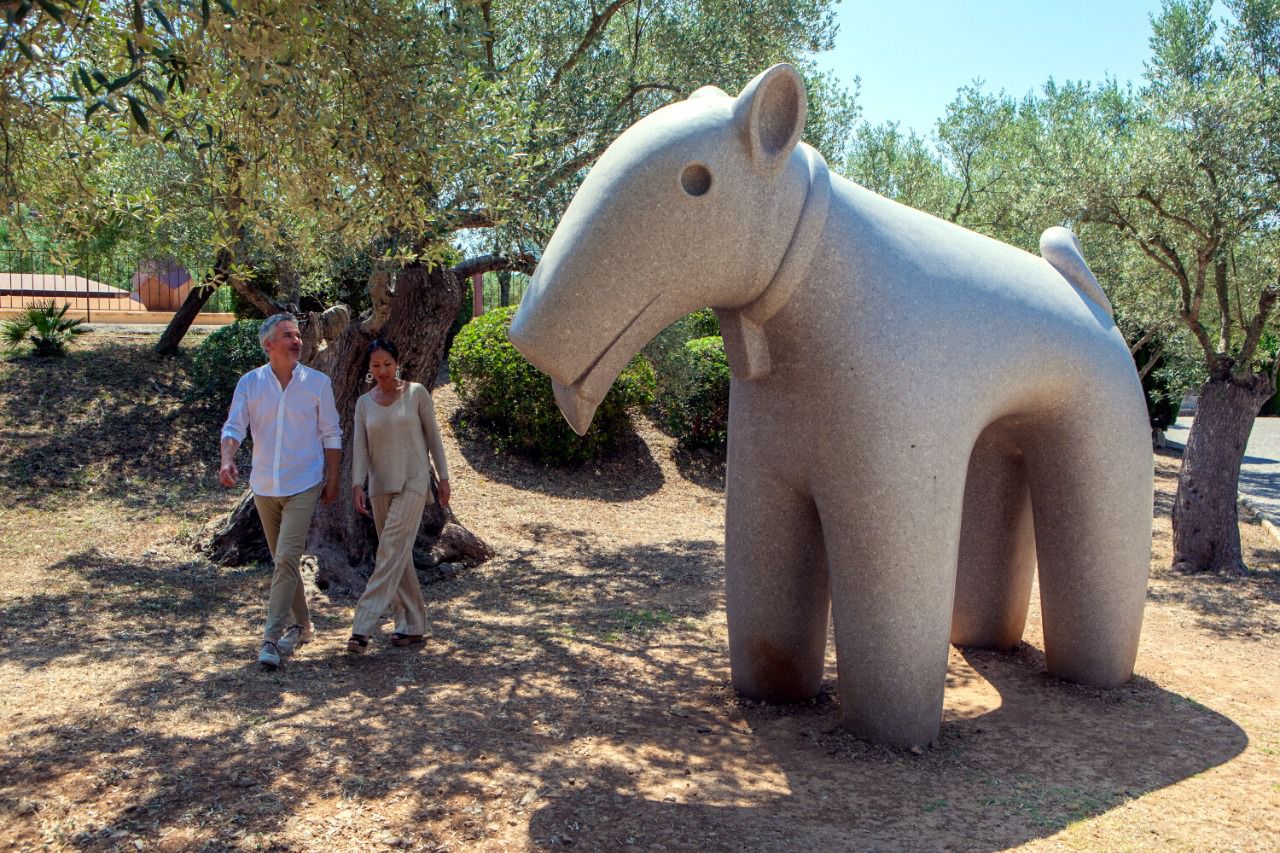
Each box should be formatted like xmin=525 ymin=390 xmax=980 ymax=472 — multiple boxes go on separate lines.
xmin=725 ymin=451 xmax=829 ymax=703
xmin=816 ymin=449 xmax=970 ymax=748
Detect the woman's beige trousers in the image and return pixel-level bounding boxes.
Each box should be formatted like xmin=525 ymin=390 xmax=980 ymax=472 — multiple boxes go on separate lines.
xmin=352 ymin=490 xmax=429 ymax=637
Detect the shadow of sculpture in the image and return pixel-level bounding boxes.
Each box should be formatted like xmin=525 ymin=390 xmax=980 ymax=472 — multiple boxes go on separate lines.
xmin=527 ymin=645 xmax=1248 ymax=851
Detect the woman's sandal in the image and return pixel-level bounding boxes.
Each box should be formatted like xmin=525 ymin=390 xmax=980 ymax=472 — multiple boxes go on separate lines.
xmin=346 ymin=634 xmax=369 ymax=654
xmin=390 ymin=633 xmax=424 ymax=647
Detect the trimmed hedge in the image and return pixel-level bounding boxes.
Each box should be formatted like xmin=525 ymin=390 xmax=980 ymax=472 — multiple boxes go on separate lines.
xmin=191 ymin=319 xmax=263 ymax=403
xmin=449 ymin=306 xmax=656 ymax=463
xmin=656 ymin=335 xmax=730 ymax=450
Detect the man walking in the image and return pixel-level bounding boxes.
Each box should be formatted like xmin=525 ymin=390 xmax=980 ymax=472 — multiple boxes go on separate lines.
xmin=219 ymin=313 xmax=342 ymax=667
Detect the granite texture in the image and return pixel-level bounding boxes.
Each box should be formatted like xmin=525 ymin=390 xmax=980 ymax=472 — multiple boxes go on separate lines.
xmin=509 ymin=64 xmax=1153 ymax=748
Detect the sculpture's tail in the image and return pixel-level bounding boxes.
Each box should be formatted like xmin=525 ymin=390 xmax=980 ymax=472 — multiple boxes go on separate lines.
xmin=1039 ymin=226 xmax=1114 ymax=319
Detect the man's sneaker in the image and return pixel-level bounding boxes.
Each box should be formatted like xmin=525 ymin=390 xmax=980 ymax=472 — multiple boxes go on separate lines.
xmin=277 ymin=625 xmax=313 ymax=657
xmin=258 ymin=641 xmax=281 ymax=668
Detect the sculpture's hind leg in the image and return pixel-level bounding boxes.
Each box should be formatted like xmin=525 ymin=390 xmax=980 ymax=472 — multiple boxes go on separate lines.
xmin=725 ymin=462 xmax=829 ymax=703
xmin=951 ymin=424 xmax=1037 ymax=650
xmin=1023 ymin=409 xmax=1152 ymax=686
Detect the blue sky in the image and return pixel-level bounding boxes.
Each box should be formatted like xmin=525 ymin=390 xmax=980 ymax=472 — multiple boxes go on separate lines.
xmin=810 ymin=0 xmax=1172 ymax=135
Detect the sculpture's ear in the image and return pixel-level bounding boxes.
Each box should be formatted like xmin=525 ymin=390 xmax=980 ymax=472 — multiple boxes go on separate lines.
xmin=733 ymin=64 xmax=807 ymax=176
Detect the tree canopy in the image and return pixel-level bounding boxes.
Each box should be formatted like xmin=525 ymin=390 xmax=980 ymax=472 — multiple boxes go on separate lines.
xmin=2 ymin=0 xmax=859 ymax=290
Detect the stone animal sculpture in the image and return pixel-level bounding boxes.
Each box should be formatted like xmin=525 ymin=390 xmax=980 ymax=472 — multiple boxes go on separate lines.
xmin=509 ymin=64 xmax=1153 ymax=747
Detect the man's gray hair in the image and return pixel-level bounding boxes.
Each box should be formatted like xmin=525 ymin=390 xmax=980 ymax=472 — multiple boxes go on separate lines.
xmin=259 ymin=312 xmax=299 ymax=356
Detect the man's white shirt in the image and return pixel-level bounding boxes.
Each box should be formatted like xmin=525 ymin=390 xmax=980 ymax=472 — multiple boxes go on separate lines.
xmin=221 ymin=363 xmax=342 ymax=497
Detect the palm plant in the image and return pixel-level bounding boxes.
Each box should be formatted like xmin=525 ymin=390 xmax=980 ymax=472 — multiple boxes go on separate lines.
xmin=1 ymin=300 xmax=89 ymax=357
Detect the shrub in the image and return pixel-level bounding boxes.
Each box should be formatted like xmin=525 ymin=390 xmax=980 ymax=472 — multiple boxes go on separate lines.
xmin=449 ymin=306 xmax=656 ymax=463
xmin=655 ymin=335 xmax=730 ymax=449
xmin=686 ymin=307 xmax=720 ymax=338
xmin=642 ymin=308 xmax=720 ymax=372
xmin=191 ymin=319 xmax=264 ymax=403
xmin=1 ymin=300 xmax=88 ymax=357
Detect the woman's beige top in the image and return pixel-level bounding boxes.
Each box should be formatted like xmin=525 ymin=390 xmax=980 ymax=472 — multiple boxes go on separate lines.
xmin=352 ymin=382 xmax=449 ymax=497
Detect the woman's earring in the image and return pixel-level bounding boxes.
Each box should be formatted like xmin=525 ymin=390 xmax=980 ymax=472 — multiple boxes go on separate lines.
xmin=365 ymin=372 xmax=373 ymax=384
xmin=395 ymin=367 xmax=402 ymax=380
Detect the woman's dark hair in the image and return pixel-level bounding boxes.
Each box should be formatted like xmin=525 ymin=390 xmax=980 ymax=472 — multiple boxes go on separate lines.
xmin=367 ymin=337 xmax=399 ymax=361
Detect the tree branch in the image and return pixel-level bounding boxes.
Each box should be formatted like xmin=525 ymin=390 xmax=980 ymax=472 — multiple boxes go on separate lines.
xmin=450 ymin=253 xmax=536 ymax=280
xmin=230 ymin=277 xmax=291 ymax=317
xmin=536 ymin=148 xmax=604 ymax=195
xmin=1214 ymin=253 xmax=1231 ymax=353
xmin=1135 ymin=188 xmax=1208 ymax=241
xmin=480 ymin=0 xmax=495 ymax=76
xmin=450 ymin=210 xmax=500 ymax=230
xmin=1236 ymin=278 xmax=1280 ymax=380
xmin=547 ymin=0 xmax=637 ymax=90
xmin=1138 ymin=343 xmax=1165 ymax=381
xmin=1129 ymin=326 xmax=1161 ymax=356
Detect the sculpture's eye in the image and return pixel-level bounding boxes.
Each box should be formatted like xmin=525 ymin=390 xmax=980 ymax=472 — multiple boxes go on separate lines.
xmin=680 ymin=164 xmax=712 ymax=197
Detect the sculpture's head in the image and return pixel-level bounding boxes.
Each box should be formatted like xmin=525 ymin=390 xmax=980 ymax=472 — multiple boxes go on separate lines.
xmin=509 ymin=64 xmax=815 ymax=434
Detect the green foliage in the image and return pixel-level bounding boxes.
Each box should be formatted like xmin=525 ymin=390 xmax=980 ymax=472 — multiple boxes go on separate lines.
xmin=1 ymin=299 xmax=88 ymax=357
xmin=9 ymin=0 xmax=857 ymax=306
xmin=1136 ymin=343 xmax=1186 ymax=431
xmin=190 ymin=318 xmax=263 ymax=403
xmin=1119 ymin=313 xmax=1205 ymax=432
xmin=449 ymin=286 xmax=475 ymax=351
xmin=643 ymin=310 xmax=718 ymax=374
xmin=685 ymin=308 xmax=720 ymax=338
xmin=449 ymin=306 xmax=655 ymax=463
xmin=644 ymin=309 xmax=728 ymax=448
xmin=1257 ymin=333 xmax=1280 ymax=416
xmin=843 ymin=121 xmax=952 ymax=215
xmin=655 ymin=336 xmax=731 ymax=450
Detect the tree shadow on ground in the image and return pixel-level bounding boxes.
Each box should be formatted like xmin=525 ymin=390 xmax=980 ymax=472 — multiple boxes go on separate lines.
xmin=448 ymin=409 xmax=664 ymax=500
xmin=671 ymin=445 xmax=726 ymax=491
xmin=1146 ymin=566 xmax=1280 ymax=640
xmin=0 ymin=533 xmax=726 ymax=848
xmin=0 ymin=341 xmax=224 ymax=510
xmin=1237 ymin=464 xmax=1280 ymax=506
xmin=0 ymin=547 xmax=263 ymax=672
xmin=1152 ymin=448 xmax=1180 ymax=517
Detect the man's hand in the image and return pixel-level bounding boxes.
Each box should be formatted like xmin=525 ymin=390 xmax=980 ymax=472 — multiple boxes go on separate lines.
xmin=322 ymin=474 xmax=339 ymax=505
xmin=321 ymin=447 xmax=342 ymax=505
xmin=438 ymin=479 xmax=451 ymax=508
xmin=219 ymin=437 xmax=241 ymax=488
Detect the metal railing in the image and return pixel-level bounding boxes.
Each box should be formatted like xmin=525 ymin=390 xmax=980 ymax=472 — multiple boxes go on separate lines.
xmin=0 ymin=249 xmax=226 ymax=322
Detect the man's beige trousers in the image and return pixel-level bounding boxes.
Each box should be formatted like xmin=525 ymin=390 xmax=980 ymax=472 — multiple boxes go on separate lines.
xmin=254 ymin=482 xmax=322 ymax=642
xmin=352 ymin=490 xmax=429 ymax=637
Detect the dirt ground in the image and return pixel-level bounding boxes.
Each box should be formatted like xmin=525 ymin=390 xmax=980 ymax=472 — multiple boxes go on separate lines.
xmin=0 ymin=328 xmax=1278 ymax=852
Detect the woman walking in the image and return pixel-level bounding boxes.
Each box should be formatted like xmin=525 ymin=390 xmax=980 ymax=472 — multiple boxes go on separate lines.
xmin=348 ymin=338 xmax=451 ymax=653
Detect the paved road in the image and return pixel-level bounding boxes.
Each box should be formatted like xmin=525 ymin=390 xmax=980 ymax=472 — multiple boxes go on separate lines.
xmin=1165 ymin=416 xmax=1280 ymax=525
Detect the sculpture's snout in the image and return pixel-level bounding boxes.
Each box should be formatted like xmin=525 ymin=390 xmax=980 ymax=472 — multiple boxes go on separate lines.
xmin=508 ymin=271 xmax=604 ymax=435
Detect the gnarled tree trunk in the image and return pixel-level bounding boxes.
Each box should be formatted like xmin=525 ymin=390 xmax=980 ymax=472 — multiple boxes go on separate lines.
xmin=1172 ymin=370 xmax=1273 ymax=574
xmin=202 ymin=262 xmax=493 ymax=594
